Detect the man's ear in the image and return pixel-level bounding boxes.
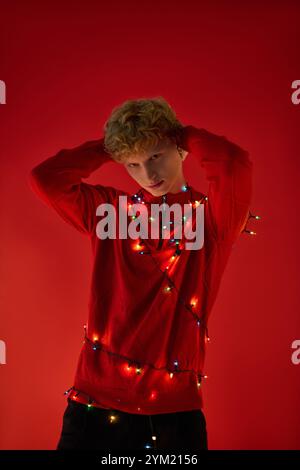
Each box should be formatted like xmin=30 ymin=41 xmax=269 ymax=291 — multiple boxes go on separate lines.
xmin=177 ymin=146 xmax=188 ymax=161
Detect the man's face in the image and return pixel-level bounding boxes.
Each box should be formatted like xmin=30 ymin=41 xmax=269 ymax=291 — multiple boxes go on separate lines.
xmin=123 ymin=138 xmax=188 ymax=196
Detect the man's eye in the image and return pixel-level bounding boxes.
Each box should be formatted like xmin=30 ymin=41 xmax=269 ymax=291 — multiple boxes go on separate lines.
xmin=128 ymin=154 xmax=161 ymax=168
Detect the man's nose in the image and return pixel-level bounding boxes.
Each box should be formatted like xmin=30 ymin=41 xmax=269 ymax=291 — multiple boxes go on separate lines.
xmin=143 ymin=164 xmax=157 ymax=182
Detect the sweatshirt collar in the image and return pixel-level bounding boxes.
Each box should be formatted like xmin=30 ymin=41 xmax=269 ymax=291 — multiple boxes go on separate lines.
xmin=131 ymin=182 xmax=194 ymax=205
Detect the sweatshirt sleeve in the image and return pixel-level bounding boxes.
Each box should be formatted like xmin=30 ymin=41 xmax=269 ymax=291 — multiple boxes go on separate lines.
xmin=28 ymin=137 xmax=116 ymax=236
xmin=180 ymin=125 xmax=253 ymax=243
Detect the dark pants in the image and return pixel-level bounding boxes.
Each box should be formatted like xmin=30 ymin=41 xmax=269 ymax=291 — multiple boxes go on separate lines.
xmin=56 ymin=398 xmax=208 ymax=450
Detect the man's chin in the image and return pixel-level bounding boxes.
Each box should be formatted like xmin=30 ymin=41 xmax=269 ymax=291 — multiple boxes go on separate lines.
xmin=145 ymin=181 xmax=167 ymax=195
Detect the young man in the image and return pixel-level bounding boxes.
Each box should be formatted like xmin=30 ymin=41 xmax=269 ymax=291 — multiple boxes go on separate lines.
xmin=29 ymin=97 xmax=253 ymax=450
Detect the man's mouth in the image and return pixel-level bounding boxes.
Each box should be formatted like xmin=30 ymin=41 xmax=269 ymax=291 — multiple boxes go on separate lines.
xmin=148 ymin=180 xmax=164 ymax=189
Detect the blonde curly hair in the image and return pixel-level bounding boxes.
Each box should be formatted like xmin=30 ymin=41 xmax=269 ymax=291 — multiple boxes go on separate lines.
xmin=103 ymin=96 xmax=184 ymax=163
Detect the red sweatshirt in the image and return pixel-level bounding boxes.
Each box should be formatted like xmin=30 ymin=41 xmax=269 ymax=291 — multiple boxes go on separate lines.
xmin=29 ymin=125 xmax=253 ymax=415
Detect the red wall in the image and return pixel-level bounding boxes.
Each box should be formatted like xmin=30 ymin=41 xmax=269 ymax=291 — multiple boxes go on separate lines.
xmin=1 ymin=0 xmax=299 ymax=449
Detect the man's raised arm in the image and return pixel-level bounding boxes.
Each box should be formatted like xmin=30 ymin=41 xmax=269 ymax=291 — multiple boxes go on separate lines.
xmin=178 ymin=125 xmax=253 ymax=244
xmin=29 ymin=137 xmax=115 ymax=236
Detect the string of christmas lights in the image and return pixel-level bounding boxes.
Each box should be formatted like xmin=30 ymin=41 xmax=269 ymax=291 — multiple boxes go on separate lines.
xmin=242 ymin=211 xmax=261 ymax=236
xmin=63 ymin=385 xmax=159 ymax=448
xmin=129 ymin=184 xmax=207 ymax=327
xmin=83 ymin=324 xmax=208 ymax=380
xmin=63 ymin=182 xmax=260 ymax=448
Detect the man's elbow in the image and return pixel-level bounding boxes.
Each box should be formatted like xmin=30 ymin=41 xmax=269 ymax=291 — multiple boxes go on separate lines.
xmin=230 ymin=141 xmax=252 ymax=167
xmin=28 ymin=164 xmax=52 ymax=196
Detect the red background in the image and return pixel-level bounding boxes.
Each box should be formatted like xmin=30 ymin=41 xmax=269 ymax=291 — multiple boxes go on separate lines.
xmin=1 ymin=0 xmax=299 ymax=449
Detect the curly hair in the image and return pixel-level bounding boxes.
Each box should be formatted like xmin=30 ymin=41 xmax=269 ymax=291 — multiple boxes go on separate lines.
xmin=103 ymin=96 xmax=184 ymax=163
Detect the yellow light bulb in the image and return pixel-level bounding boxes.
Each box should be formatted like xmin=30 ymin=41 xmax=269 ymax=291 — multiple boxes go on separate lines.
xmin=109 ymin=414 xmax=116 ymax=423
